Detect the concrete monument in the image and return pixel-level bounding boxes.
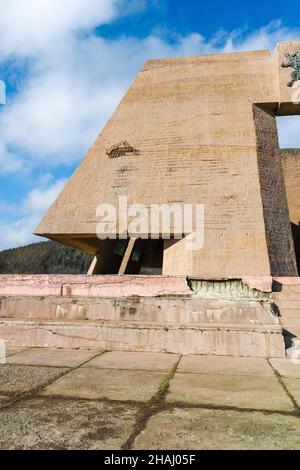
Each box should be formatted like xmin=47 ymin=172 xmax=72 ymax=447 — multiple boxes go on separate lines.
xmin=36 ymin=41 xmax=300 ymax=278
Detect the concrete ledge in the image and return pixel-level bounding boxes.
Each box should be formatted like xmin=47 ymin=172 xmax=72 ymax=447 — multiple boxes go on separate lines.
xmin=242 ymin=277 xmax=273 ymax=293
xmin=1 ymin=275 xmax=298 ymax=298
xmin=0 ymin=319 xmax=285 ymax=358
xmin=0 ymin=275 xmax=290 ymax=358
xmin=0 ymin=295 xmax=279 ymax=325
xmin=273 ymin=277 xmax=300 ymax=286
xmin=0 ymin=275 xmax=191 ymax=298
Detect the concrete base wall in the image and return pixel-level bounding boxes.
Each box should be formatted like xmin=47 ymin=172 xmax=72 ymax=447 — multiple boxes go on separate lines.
xmin=0 ymin=274 xmax=291 ymax=357
xmin=0 ymin=295 xmax=276 ymax=323
xmin=0 ymin=319 xmax=283 ymax=358
xmin=0 ymin=274 xmax=190 ymax=297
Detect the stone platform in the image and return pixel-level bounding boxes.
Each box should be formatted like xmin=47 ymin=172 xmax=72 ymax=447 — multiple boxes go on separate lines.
xmin=0 ymin=275 xmax=285 ymax=358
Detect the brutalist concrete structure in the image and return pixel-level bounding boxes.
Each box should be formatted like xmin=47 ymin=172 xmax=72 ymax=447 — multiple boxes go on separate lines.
xmin=36 ymin=42 xmax=300 ymax=278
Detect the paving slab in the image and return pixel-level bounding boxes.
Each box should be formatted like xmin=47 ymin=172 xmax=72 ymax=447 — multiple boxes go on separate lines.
xmin=166 ymin=373 xmax=294 ymax=411
xmin=282 ymin=378 xmax=300 ymax=407
xmin=84 ymin=351 xmax=179 ymax=371
xmin=6 ymin=347 xmax=30 ymax=356
xmin=178 ymin=355 xmax=274 ymax=377
xmin=134 ymin=408 xmax=300 ymax=450
xmin=41 ymin=367 xmax=165 ymax=402
xmin=270 ymin=359 xmax=300 ymax=378
xmin=0 ymin=395 xmax=10 ymax=403
xmin=0 ymin=365 xmax=69 ymax=395
xmin=0 ymin=347 xmax=30 ymax=362
xmin=6 ymin=348 xmax=103 ymax=368
xmin=0 ymin=397 xmax=138 ymax=450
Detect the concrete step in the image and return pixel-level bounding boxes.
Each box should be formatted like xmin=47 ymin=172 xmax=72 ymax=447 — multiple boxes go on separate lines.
xmin=271 ymin=282 xmax=300 ymax=351
xmin=276 ymin=309 xmax=300 ymax=320
xmin=0 ymin=318 xmax=285 ymax=358
xmin=0 ymin=295 xmax=279 ymax=325
xmin=273 ymin=300 xmax=300 ymax=308
xmin=281 ymin=321 xmax=300 ymax=330
xmin=272 ymin=284 xmax=300 ymax=294
xmin=272 ymin=292 xmax=300 ymax=301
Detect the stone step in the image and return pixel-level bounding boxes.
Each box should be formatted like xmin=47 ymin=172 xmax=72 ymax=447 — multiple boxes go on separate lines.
xmin=272 ymin=292 xmax=300 ymax=301
xmin=282 ymin=325 xmax=300 ymax=339
xmin=281 ymin=320 xmax=300 ymax=329
xmin=0 ymin=295 xmax=278 ymax=325
xmin=272 ymin=285 xmax=300 ymax=294
xmin=276 ymin=309 xmax=300 ymax=320
xmin=273 ymin=300 xmax=300 ymax=309
xmin=0 ymin=318 xmax=285 ymax=358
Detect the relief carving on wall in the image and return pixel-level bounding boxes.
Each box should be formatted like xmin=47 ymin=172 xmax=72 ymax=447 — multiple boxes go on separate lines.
xmin=106 ymin=141 xmax=140 ymax=159
xmin=281 ymin=51 xmax=300 ymax=87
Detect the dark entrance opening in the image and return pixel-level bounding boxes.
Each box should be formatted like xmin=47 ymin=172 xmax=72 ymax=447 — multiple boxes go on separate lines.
xmin=88 ymin=238 xmax=164 ymax=275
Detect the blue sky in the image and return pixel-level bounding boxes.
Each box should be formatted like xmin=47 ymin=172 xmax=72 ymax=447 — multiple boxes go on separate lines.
xmin=0 ymin=0 xmax=299 ymax=250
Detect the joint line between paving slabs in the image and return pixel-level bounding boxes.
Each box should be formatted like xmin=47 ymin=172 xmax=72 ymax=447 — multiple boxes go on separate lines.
xmin=267 ymin=358 xmax=300 ymax=414
xmin=121 ymin=355 xmax=183 ymax=450
xmin=0 ymin=349 xmax=110 ymax=411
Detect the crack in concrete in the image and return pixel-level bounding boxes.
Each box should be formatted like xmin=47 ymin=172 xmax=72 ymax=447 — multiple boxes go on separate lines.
xmin=1 ymin=355 xmax=299 ymax=450
xmin=267 ymin=358 xmax=300 ymax=412
xmin=121 ymin=355 xmax=182 ymax=450
xmin=0 ymin=349 xmax=109 ymax=411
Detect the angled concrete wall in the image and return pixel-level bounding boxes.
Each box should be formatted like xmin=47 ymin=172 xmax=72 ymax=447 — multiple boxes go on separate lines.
xmin=36 ymin=42 xmax=300 ymax=277
xmin=281 ymin=149 xmax=300 ymax=274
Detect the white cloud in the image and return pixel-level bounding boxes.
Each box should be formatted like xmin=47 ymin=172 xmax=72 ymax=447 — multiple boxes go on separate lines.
xmin=0 ymin=178 xmax=66 ymax=250
xmin=1 ymin=19 xmax=299 ymax=173
xmin=0 ymin=0 xmax=130 ymax=59
xmin=220 ymin=20 xmax=300 ymax=53
xmin=0 ymin=142 xmax=23 ymax=173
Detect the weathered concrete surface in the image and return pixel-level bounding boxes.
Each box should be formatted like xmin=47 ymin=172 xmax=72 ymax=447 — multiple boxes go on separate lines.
xmin=0 ymin=295 xmax=277 ymax=324
xmin=134 ymin=408 xmax=300 ymax=450
xmin=272 ymin=279 xmax=300 ymax=355
xmin=0 ymin=395 xmax=9 ymax=403
xmin=0 ymin=349 xmax=299 ymax=450
xmin=281 ymin=150 xmax=300 ymax=226
xmin=0 ymin=365 xmax=69 ymax=395
xmin=0 ymin=347 xmax=30 ymax=362
xmin=189 ymin=279 xmax=271 ymax=300
xmin=0 ymin=278 xmax=288 ymax=358
xmin=0 ymin=319 xmax=285 ymax=357
xmin=41 ymin=368 xmax=165 ymax=402
xmin=5 ymin=347 xmax=29 ymax=357
xmin=178 ymin=355 xmax=275 ymax=377
xmin=166 ymin=373 xmax=294 ymax=411
xmin=7 ymin=348 xmax=103 ymax=368
xmin=0 ymin=398 xmax=138 ymax=450
xmin=253 ymin=104 xmax=296 ymax=277
xmin=270 ymin=359 xmax=300 ymax=378
xmin=83 ymin=351 xmax=179 ymax=371
xmin=281 ymin=149 xmax=300 ymax=273
xmin=282 ymin=378 xmax=300 ymax=407
xmin=242 ymin=277 xmax=273 ymax=293
xmin=0 ymin=275 xmax=190 ymax=298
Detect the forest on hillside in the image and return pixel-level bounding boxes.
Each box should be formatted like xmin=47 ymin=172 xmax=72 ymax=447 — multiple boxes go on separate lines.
xmin=0 ymin=241 xmax=93 ymax=274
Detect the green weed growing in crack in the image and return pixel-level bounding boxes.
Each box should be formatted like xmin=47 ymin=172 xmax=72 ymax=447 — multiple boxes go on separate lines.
xmin=122 ymin=356 xmax=182 ymax=450
xmin=267 ymin=358 xmax=300 ymax=414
